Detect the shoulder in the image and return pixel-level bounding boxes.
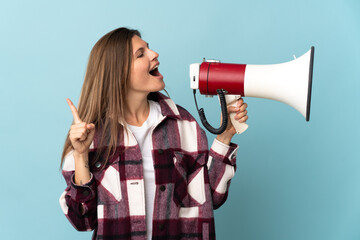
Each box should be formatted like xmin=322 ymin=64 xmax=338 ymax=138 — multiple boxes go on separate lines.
xmin=175 ymin=104 xmax=208 ymax=139
xmin=174 ymin=104 xmax=209 ymax=152
xmin=176 ymin=104 xmax=197 ymax=122
xmin=149 ymin=91 xmax=203 ymax=131
xmin=150 ymin=92 xmax=209 ymax=150
xmin=149 ymin=92 xmax=198 ymax=122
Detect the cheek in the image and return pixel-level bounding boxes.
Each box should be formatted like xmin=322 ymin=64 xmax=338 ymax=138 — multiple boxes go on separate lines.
xmin=131 ymin=63 xmax=144 ymax=78
xmin=133 ymin=62 xmax=149 ymax=78
xmin=130 ymin=59 xmax=154 ymax=88
xmin=130 ymin=69 xmax=148 ymax=89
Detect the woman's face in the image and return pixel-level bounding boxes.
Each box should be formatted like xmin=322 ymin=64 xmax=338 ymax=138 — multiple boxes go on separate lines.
xmin=129 ymin=35 xmax=164 ymax=96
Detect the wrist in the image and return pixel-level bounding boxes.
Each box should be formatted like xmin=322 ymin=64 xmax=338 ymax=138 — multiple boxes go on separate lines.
xmin=216 ymin=133 xmax=234 ymax=145
xmin=73 ymin=150 xmax=88 ymax=159
xmin=73 ymin=151 xmax=89 ymax=166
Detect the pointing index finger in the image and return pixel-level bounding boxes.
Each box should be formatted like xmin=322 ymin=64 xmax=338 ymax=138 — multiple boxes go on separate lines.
xmin=66 ymin=98 xmax=82 ymax=124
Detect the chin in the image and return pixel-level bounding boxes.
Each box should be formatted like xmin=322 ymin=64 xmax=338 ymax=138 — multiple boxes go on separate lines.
xmin=155 ymin=77 xmax=165 ymax=90
xmin=146 ymin=75 xmax=165 ymax=92
xmin=154 ymin=83 xmax=165 ymax=92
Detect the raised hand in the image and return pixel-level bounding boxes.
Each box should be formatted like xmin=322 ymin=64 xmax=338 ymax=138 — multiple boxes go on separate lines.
xmin=66 ymin=98 xmax=95 ymax=155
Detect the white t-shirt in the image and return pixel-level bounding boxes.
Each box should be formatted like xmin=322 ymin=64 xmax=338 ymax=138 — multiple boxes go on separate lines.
xmin=127 ymin=100 xmax=162 ymax=240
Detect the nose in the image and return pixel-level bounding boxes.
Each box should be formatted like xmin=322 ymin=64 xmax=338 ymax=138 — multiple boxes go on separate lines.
xmin=149 ymin=49 xmax=159 ymax=61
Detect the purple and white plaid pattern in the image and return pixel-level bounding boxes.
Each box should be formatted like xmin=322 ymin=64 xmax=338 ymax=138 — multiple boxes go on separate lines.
xmin=60 ymin=92 xmax=239 ymax=240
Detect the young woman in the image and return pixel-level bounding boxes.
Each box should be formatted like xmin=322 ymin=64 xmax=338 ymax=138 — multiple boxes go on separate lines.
xmin=59 ymin=27 xmax=248 ymax=240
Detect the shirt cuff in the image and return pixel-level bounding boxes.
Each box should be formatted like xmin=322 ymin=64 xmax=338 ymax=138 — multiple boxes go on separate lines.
xmin=70 ymin=173 xmax=96 ymax=202
xmin=211 ymin=138 xmax=239 ymax=165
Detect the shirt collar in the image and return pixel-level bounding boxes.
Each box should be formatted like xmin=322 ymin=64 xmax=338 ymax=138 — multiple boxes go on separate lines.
xmin=148 ymin=92 xmax=181 ymax=120
xmin=91 ymin=92 xmax=182 ymax=152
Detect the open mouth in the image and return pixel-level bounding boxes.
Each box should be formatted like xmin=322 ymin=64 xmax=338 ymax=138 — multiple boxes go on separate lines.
xmin=149 ymin=65 xmax=161 ymax=77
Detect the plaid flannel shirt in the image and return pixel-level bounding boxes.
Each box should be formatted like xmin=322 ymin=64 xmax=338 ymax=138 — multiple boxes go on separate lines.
xmin=59 ymin=92 xmax=239 ymax=240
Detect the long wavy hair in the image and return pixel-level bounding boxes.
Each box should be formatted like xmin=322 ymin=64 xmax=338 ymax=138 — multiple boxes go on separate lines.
xmin=61 ymin=27 xmax=141 ymax=168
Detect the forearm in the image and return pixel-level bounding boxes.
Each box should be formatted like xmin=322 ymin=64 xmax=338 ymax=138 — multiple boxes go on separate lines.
xmin=73 ymin=151 xmax=91 ymax=185
xmin=208 ymin=138 xmax=238 ymax=208
xmin=60 ymin=149 xmax=97 ymax=231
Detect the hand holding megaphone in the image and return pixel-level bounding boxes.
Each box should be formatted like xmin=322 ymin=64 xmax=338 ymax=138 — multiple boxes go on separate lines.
xmin=190 ymin=47 xmax=314 ymax=135
xmin=225 ymin=95 xmax=249 ymax=134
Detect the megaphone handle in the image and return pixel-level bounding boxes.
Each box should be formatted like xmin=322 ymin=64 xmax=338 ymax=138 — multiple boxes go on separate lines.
xmin=225 ymin=95 xmax=249 ymax=134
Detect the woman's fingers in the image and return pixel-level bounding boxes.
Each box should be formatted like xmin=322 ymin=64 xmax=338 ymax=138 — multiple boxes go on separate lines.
xmin=234 ymin=110 xmax=248 ymax=120
xmin=238 ymin=115 xmax=249 ymax=123
xmin=86 ymin=126 xmax=96 ymax=144
xmin=70 ymin=122 xmax=86 ymax=130
xmin=70 ymin=131 xmax=88 ymax=141
xmin=66 ymin=98 xmax=82 ymax=124
xmin=70 ymin=124 xmax=95 ymax=141
xmin=236 ymin=101 xmax=247 ymax=112
xmin=228 ymin=102 xmax=248 ymax=114
xmin=227 ymin=98 xmax=248 ymax=123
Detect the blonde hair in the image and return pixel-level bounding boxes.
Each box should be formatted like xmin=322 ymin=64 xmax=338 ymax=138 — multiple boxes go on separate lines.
xmin=61 ymin=27 xmax=141 ymax=167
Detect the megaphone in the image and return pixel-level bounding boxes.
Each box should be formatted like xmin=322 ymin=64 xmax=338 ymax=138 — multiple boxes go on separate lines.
xmin=190 ymin=46 xmax=314 ymax=135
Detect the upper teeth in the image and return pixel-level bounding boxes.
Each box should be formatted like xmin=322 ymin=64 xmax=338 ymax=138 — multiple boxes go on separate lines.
xmin=151 ymin=65 xmax=159 ymax=71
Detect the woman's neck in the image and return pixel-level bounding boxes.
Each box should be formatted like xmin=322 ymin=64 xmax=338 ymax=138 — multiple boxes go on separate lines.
xmin=125 ymin=93 xmax=150 ymax=127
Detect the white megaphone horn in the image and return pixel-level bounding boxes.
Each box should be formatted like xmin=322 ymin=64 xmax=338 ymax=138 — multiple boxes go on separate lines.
xmin=190 ymin=46 xmax=315 ymax=135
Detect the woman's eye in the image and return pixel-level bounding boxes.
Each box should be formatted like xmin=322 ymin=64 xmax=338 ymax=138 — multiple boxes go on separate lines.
xmin=137 ymin=53 xmax=144 ymax=58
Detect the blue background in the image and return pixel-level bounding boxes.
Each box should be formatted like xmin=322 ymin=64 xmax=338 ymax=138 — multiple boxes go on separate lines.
xmin=0 ymin=0 xmax=359 ymax=239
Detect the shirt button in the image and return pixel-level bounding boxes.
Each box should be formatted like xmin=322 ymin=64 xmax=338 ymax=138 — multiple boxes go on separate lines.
xmin=158 ymin=149 xmax=164 ymax=154
xmin=160 ymin=185 xmax=166 ymax=192
xmin=95 ymin=162 xmax=101 ymax=168
xmin=83 ymin=190 xmax=89 ymax=196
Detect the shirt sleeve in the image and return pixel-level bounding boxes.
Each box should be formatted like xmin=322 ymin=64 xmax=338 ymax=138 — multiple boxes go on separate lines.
xmin=59 ymin=151 xmax=98 ymax=231
xmin=207 ymin=137 xmax=239 ymax=209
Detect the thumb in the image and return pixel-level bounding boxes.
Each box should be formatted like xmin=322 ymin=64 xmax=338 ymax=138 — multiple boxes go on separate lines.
xmin=86 ymin=124 xmax=96 ymax=143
